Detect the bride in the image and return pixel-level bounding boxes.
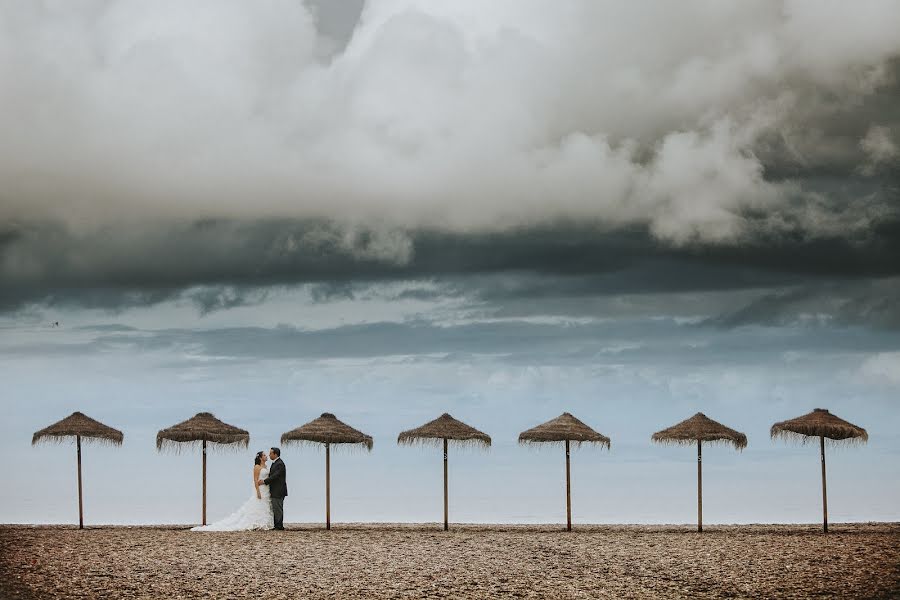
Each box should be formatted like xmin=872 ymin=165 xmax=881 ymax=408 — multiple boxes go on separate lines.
xmin=192 ymin=451 xmax=274 ymax=531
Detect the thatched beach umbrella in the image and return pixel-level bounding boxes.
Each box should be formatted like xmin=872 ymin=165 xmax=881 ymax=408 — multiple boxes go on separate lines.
xmin=32 ymin=412 xmax=123 ymax=529
xmin=398 ymin=413 xmax=490 ymax=531
xmin=518 ymin=413 xmax=610 ymax=531
xmin=156 ymin=412 xmax=249 ymax=526
xmin=771 ymin=408 xmax=867 ymax=533
xmin=651 ymin=412 xmax=747 ymax=532
xmin=281 ymin=413 xmax=373 ymax=530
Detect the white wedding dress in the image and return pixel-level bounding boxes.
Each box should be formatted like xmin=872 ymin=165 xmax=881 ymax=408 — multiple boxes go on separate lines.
xmin=191 ymin=467 xmax=274 ymax=531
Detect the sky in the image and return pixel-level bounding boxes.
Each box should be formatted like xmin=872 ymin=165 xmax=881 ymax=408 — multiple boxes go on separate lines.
xmin=1 ymin=0 xmax=899 ymax=525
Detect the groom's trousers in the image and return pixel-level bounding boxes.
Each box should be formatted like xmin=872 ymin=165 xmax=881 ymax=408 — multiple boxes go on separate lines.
xmin=271 ymin=497 xmax=284 ymax=529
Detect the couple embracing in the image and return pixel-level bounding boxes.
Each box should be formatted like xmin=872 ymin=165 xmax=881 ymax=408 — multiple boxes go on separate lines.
xmin=192 ymin=447 xmax=287 ymax=531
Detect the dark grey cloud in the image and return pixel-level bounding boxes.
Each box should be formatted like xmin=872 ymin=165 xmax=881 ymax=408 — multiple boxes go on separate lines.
xmin=3 ymin=214 xmax=900 ymax=314
xmin=6 ymin=314 xmax=900 ymax=366
xmin=707 ymin=278 xmax=900 ymax=330
xmin=756 ymin=61 xmax=900 ymax=180
xmin=186 ymin=286 xmax=271 ymax=315
xmin=3 ymin=209 xmax=900 ymax=324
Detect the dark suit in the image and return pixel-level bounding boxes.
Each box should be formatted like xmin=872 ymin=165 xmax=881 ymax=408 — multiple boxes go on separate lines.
xmin=265 ymin=457 xmax=287 ymax=529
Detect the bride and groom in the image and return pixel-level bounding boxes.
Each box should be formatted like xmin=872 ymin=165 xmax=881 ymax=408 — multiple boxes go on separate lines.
xmin=192 ymin=447 xmax=287 ymax=531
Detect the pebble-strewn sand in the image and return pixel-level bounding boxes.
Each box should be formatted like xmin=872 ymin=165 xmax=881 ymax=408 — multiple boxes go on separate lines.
xmin=1 ymin=524 xmax=898 ymax=599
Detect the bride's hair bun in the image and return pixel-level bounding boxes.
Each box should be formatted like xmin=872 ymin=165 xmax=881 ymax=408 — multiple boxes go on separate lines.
xmin=254 ymin=451 xmax=265 ymax=466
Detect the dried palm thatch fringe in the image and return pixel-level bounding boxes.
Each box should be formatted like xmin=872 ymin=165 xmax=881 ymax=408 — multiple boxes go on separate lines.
xmin=518 ymin=412 xmax=611 ymax=449
xmin=281 ymin=413 xmax=373 ymax=450
xmin=32 ymin=411 xmax=123 ymax=446
xmin=156 ymin=412 xmax=249 ymax=453
xmin=652 ymin=413 xmax=747 ymax=450
xmin=770 ymin=408 xmax=868 ymax=445
xmin=397 ymin=413 xmax=491 ymax=448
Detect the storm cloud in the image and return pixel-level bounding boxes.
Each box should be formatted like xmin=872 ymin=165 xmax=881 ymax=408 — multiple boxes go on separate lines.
xmin=2 ymin=217 xmax=900 ymax=315
xmin=1 ymin=0 xmax=899 ymax=315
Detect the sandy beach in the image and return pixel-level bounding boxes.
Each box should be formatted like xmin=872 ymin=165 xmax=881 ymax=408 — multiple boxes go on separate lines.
xmin=1 ymin=523 xmax=898 ymax=599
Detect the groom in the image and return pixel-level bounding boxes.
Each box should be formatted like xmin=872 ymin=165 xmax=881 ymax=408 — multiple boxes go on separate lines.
xmin=260 ymin=447 xmax=287 ymax=530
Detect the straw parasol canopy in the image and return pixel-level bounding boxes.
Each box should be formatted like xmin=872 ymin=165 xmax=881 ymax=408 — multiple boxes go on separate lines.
xmin=398 ymin=413 xmax=491 ymax=448
xmin=281 ymin=412 xmax=373 ymax=450
xmin=33 ymin=411 xmax=123 ymax=447
xmin=519 ymin=413 xmax=610 ymax=531
xmin=771 ymin=408 xmax=868 ymax=444
xmin=33 ymin=411 xmax=123 ymax=529
xmin=156 ymin=412 xmax=249 ymax=452
xmin=652 ymin=412 xmax=746 ymax=532
xmin=770 ymin=408 xmax=867 ymax=534
xmin=398 ymin=413 xmax=490 ymax=530
xmin=652 ymin=412 xmax=747 ymax=449
xmin=518 ymin=412 xmax=611 ymax=448
xmin=157 ymin=412 xmax=249 ymax=526
xmin=281 ymin=413 xmax=373 ymax=530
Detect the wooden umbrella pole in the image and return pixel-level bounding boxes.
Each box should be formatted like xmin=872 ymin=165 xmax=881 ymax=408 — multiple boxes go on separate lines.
xmin=202 ymin=439 xmax=207 ymax=526
xmin=820 ymin=436 xmax=828 ymax=534
xmin=326 ymin=443 xmax=331 ymax=531
xmin=76 ymin=435 xmax=84 ymax=530
xmin=697 ymin=440 xmax=702 ymax=533
xmin=565 ymin=439 xmax=572 ymax=532
xmin=443 ymin=438 xmax=449 ymax=531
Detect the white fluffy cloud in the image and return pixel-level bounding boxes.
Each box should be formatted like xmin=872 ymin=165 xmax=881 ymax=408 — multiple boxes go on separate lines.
xmin=1 ymin=0 xmax=899 ymax=242
xmin=860 ymin=352 xmax=900 ymax=386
